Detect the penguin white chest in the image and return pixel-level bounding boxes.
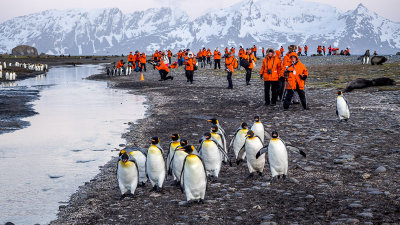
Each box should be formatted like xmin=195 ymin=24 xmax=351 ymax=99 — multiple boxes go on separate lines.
xmin=337 ymin=96 xmax=350 ymax=120
xmin=245 ymin=138 xmax=265 ymax=173
xmin=251 ymin=123 xmax=264 ymax=143
xmin=268 ymin=140 xmax=288 ymax=177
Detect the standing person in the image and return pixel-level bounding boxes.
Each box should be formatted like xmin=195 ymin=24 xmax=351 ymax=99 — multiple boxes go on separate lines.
xmin=280 ymin=45 xmax=297 ymax=102
xmin=140 ymin=52 xmax=147 ymax=72
xmin=178 ymin=50 xmax=182 ymax=66
xmin=127 ymin=52 xmax=134 ymax=66
xmin=260 ymin=49 xmax=283 ymax=106
xmin=280 ymin=46 xmax=284 ymax=57
xmin=328 ymin=45 xmax=332 ymax=55
xmin=262 ymin=47 xmax=265 ymax=58
xmin=238 ymin=46 xmax=245 ymax=69
xmin=156 ymin=60 xmax=173 ymax=81
xmin=304 ymin=45 xmax=308 ymax=56
xmin=283 ymin=52 xmax=310 ymax=111
xmin=206 ymin=48 xmax=212 ymax=67
xmin=167 ymin=50 xmax=172 ymax=65
xmin=202 ymin=48 xmax=207 ymax=68
xmin=323 ymin=46 xmax=326 ymax=56
xmin=231 ymin=47 xmax=236 ymax=56
xmin=317 ymin=46 xmax=322 ymax=55
xmin=197 ymin=49 xmax=203 ymax=68
xmin=373 ymin=51 xmax=378 ymax=56
xmin=214 ymin=48 xmax=221 ymax=69
xmin=242 ymin=49 xmax=257 ymax=85
xmin=298 ymin=46 xmax=302 ymax=56
xmin=253 ymin=45 xmax=257 ymax=58
xmin=185 ymin=52 xmax=196 ymax=84
xmin=134 ymin=51 xmax=141 ymax=72
xmin=225 ymin=52 xmax=234 ymax=89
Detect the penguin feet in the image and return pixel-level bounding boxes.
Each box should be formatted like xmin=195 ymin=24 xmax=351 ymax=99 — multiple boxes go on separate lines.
xmin=257 ymin=172 xmax=263 ymax=177
xmin=120 ymin=193 xmax=129 ymax=200
xmin=138 ymin=182 xmax=146 ymax=187
xmin=157 ymin=187 xmax=165 ymax=194
xmin=172 ymin=180 xmax=180 ymax=186
xmin=150 ymin=186 xmax=158 ymax=192
xmin=246 ymin=173 xmax=255 ymax=179
xmin=236 ymin=159 xmax=243 ymax=165
xmin=282 ymin=174 xmax=287 ymax=180
xmin=198 ymin=199 xmax=205 ymax=204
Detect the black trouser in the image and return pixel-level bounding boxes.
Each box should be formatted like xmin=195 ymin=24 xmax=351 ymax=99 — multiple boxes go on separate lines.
xmin=238 ymin=57 xmax=242 ymax=69
xmin=159 ymin=70 xmax=172 ymax=80
xmin=305 ymin=51 xmax=307 ymax=56
xmin=186 ymin=70 xmax=194 ymax=84
xmin=245 ymin=68 xmax=252 ymax=84
xmin=168 ymin=57 xmax=171 ymax=64
xmin=254 ymin=52 xmax=257 ymax=58
xmin=262 ymin=52 xmax=264 ymax=57
xmin=283 ymin=88 xmax=307 ymax=109
xmin=227 ymin=71 xmax=233 ymax=88
xmin=323 ymin=51 xmax=325 ymax=56
xmin=202 ymin=57 xmax=206 ymax=68
xmin=264 ymin=81 xmax=279 ymax=105
xmin=207 ymin=57 xmax=211 ymax=64
xmin=141 ymin=63 xmax=146 ymax=72
xmin=214 ymin=59 xmax=220 ymax=69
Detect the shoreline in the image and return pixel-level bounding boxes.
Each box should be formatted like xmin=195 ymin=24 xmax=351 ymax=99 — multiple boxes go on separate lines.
xmin=51 ymin=58 xmax=400 ymax=224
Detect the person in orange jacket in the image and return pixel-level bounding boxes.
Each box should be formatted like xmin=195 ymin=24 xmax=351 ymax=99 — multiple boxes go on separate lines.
xmin=225 ymin=47 xmax=229 ymax=55
xmin=177 ymin=50 xmax=183 ymax=66
xmin=317 ymin=46 xmax=322 ymax=55
xmin=253 ymin=45 xmax=257 ymax=58
xmin=345 ymin=48 xmax=350 ymax=56
xmin=156 ymin=60 xmax=173 ymax=81
xmin=201 ymin=47 xmax=207 ymax=68
xmin=116 ymin=59 xmax=124 ymax=75
xmin=140 ymin=53 xmax=147 ymax=72
xmin=214 ymin=48 xmax=221 ymax=69
xmin=238 ymin=46 xmax=245 ymax=69
xmin=298 ymin=46 xmax=302 ymax=56
xmin=281 ymin=45 xmax=297 ymax=101
xmin=197 ymin=49 xmax=203 ymax=68
xmin=322 ymin=46 xmax=326 ymax=56
xmin=230 ymin=47 xmax=235 ymax=55
xmin=304 ymin=45 xmax=308 ymax=56
xmin=262 ymin=47 xmax=265 ymax=57
xmin=167 ymin=50 xmax=172 ymax=65
xmin=206 ymin=48 xmax=212 ymax=68
xmin=283 ymin=52 xmax=309 ymax=110
xmin=242 ymin=49 xmax=257 ymax=85
xmin=280 ymin=46 xmax=284 ymax=57
xmin=127 ymin=52 xmax=134 ymax=65
xmin=134 ymin=51 xmax=141 ymax=72
xmin=185 ymin=52 xmax=196 ymax=84
xmin=260 ymin=48 xmax=284 ymax=105
xmin=225 ymin=52 xmax=235 ymax=89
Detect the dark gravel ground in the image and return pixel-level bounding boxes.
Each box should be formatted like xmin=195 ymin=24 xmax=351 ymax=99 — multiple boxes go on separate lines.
xmin=51 ymin=56 xmax=400 ymax=225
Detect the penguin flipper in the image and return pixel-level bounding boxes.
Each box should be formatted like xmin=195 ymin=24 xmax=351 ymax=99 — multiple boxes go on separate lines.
xmin=196 ymin=155 xmax=208 ymax=192
xmin=179 ymin=156 xmax=189 ymax=193
xmin=236 ymin=142 xmax=246 ymax=164
xmin=213 ymin=140 xmax=232 ymax=166
xmin=264 ymin=130 xmax=272 ymax=140
xmin=229 ymin=128 xmax=241 ymax=149
xmin=129 ymin=158 xmax=140 ymax=186
xmin=287 ymin=146 xmax=306 ymax=158
xmin=256 ymin=147 xmax=268 ymax=159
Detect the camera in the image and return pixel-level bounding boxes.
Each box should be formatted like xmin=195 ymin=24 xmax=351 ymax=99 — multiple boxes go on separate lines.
xmin=267 ymin=69 xmax=272 ymax=74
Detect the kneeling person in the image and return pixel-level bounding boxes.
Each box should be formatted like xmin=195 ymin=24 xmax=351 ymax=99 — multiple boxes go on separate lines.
xmin=156 ymin=60 xmax=173 ymax=81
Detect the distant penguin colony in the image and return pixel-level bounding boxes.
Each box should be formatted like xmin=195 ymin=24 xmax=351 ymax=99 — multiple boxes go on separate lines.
xmin=0 ymin=61 xmax=48 ymax=81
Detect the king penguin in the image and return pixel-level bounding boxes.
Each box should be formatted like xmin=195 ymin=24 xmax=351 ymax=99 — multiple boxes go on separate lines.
xmin=170 ymin=139 xmax=189 ymax=185
xmin=237 ymin=130 xmax=265 ymax=178
xmin=117 ymin=150 xmax=139 ymax=199
xmin=124 ymin=146 xmax=148 ymax=186
xmin=251 ymin=116 xmax=265 ymax=144
xmin=210 ymin=125 xmax=228 ymax=163
xmin=229 ymin=122 xmax=249 ymax=163
xmin=207 ymin=118 xmax=226 ymax=136
xmin=146 ymin=137 xmax=166 ymax=192
xmin=199 ymin=132 xmax=230 ymax=180
xmin=166 ymin=133 xmax=181 ymax=181
xmin=336 ymin=91 xmax=350 ymax=121
xmin=256 ymin=131 xmax=306 ymax=182
xmin=180 ymin=145 xmax=207 ymax=203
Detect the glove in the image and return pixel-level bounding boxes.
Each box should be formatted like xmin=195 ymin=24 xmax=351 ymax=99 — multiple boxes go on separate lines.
xmin=301 ymin=75 xmax=307 ymax=80
xmin=259 ymin=74 xmax=263 ymax=79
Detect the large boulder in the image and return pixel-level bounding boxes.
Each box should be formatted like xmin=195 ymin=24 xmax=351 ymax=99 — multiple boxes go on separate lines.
xmin=11 ymin=45 xmax=38 ymax=56
xmin=396 ymin=52 xmax=400 ymax=55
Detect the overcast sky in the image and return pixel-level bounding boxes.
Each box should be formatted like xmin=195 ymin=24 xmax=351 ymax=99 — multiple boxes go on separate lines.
xmin=0 ymin=0 xmax=399 ymax=22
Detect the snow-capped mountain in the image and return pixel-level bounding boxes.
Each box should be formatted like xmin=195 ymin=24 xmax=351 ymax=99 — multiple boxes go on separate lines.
xmin=0 ymin=0 xmax=399 ymax=55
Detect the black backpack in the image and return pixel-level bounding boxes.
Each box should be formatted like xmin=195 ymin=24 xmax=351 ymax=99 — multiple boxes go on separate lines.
xmin=240 ymin=58 xmax=250 ymax=68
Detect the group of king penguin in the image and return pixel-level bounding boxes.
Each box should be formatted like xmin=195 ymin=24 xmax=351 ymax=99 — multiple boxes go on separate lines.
xmin=116 ymin=116 xmax=312 ymax=204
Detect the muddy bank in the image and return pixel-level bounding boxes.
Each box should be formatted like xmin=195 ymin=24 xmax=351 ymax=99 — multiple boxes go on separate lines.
xmin=52 ymin=57 xmax=400 ymax=224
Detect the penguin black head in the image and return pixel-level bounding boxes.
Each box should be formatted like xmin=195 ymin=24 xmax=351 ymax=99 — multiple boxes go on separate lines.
xmin=171 ymin=133 xmax=180 ymax=141
xmin=120 ymin=151 xmax=130 ymax=163
xmin=204 ymin=132 xmax=212 ymax=139
xmin=241 ymin=122 xmax=248 ymax=129
xmin=247 ymin=130 xmax=255 ymax=138
xmin=271 ymin=131 xmax=279 ymax=138
xmin=211 ymin=125 xmax=219 ymax=133
xmin=207 ymin=118 xmax=218 ymax=125
xmin=180 ymin=139 xmax=188 ymax=147
xmin=151 ymin=136 xmax=160 ymax=145
xmin=181 ymin=145 xmax=195 ymax=154
xmin=254 ymin=116 xmax=260 ymax=122
xmin=337 ymin=91 xmax=343 ymax=95
xmin=119 ymin=149 xmax=127 ymax=157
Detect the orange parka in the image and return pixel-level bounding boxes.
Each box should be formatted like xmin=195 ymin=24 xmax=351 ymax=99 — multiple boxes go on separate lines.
xmin=242 ymin=53 xmax=257 ymax=69
xmin=225 ymin=55 xmax=234 ymax=73
xmin=185 ymin=57 xmax=196 ymax=71
xmin=156 ymin=60 xmax=169 ymax=72
xmin=285 ymin=52 xmax=308 ymax=90
xmin=128 ymin=53 xmax=134 ymax=62
xmin=260 ymin=54 xmax=283 ymax=81
xmin=140 ymin=53 xmax=146 ymax=64
xmin=213 ymin=50 xmax=221 ymax=60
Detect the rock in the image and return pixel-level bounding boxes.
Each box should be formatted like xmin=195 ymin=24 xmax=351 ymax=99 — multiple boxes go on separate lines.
xmin=348 ymin=203 xmax=362 ymax=208
xmin=305 ymin=195 xmax=315 ymax=199
xmin=260 ymin=214 xmax=275 ymax=220
xmin=234 ymin=216 xmax=243 ymax=221
xmin=290 ymin=178 xmax=300 ymax=184
xmin=362 ymin=173 xmax=371 ymax=179
xmin=260 ymin=222 xmax=277 ymax=225
xmin=357 ymin=212 xmax=373 ymax=218
xmin=178 ymin=201 xmax=187 ymax=206
xmin=333 ymin=181 xmax=343 ymax=186
xmin=234 ymin=192 xmax=244 ymax=197
xmin=149 ymin=193 xmax=162 ymax=198
xmin=5 ymin=222 xmax=15 ymax=225
xmin=253 ymin=205 xmax=262 ymax=210
xmin=396 ymin=52 xmax=400 ymax=55
xmin=11 ymin=45 xmax=38 ymax=56
xmin=346 ymin=218 xmax=360 ymax=224
xmin=374 ymin=166 xmax=386 ymax=173
xmin=293 ymin=207 xmax=305 ymax=211
xmin=326 ymin=210 xmax=333 ymax=217
xmin=302 ymin=166 xmax=313 ymax=172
